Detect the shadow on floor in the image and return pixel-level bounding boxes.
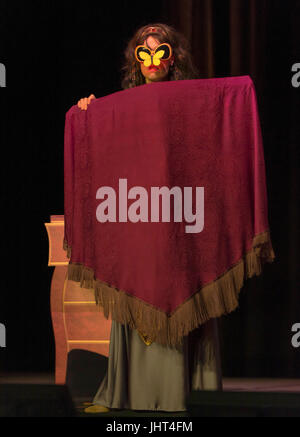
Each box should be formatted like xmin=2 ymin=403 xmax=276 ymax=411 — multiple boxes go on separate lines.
xmin=65 ymin=349 xmax=108 ymax=400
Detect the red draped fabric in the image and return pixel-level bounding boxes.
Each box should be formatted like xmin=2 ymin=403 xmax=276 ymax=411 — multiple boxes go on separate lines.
xmin=63 ymin=76 xmax=275 ymax=347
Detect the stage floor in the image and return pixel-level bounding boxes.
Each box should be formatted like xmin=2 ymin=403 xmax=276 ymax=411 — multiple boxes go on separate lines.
xmin=1 ymin=373 xmax=300 ymax=391
xmin=1 ymin=373 xmax=300 ymax=417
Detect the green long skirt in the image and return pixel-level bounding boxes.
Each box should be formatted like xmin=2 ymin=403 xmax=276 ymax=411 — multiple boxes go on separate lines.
xmin=93 ymin=318 xmax=223 ymax=412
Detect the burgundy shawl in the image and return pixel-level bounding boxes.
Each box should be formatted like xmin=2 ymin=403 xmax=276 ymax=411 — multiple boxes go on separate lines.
xmin=63 ymin=76 xmax=275 ymax=347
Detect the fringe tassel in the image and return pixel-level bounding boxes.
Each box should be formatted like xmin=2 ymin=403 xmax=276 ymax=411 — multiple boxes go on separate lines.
xmin=63 ymin=230 xmax=275 ymax=349
xmin=63 ymin=239 xmax=71 ymax=259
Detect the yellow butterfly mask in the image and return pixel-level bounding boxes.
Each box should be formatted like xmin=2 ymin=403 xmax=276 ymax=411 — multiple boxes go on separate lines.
xmin=135 ymin=43 xmax=172 ymax=67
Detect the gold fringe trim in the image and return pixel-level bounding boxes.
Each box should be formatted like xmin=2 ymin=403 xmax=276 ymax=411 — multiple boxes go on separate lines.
xmin=62 ymin=231 xmax=275 ymax=350
xmin=63 ymin=238 xmax=71 ymax=259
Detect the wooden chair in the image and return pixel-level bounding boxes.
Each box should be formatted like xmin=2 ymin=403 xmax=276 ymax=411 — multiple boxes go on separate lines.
xmin=45 ymin=215 xmax=111 ymax=384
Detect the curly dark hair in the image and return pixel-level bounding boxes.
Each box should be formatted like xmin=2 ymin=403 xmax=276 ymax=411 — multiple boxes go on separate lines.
xmin=120 ymin=22 xmax=200 ymax=89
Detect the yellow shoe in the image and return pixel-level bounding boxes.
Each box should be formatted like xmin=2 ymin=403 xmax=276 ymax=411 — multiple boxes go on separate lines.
xmin=84 ymin=404 xmax=110 ymax=413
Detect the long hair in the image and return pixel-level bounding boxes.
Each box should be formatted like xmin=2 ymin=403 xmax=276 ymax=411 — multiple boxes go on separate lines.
xmin=120 ymin=23 xmax=200 ymax=89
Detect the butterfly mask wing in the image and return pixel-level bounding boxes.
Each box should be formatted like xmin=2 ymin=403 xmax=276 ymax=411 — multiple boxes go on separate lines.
xmin=135 ymin=43 xmax=172 ymax=67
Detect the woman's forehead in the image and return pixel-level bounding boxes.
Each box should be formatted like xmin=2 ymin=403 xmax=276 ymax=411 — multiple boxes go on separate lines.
xmin=143 ymin=36 xmax=161 ymax=50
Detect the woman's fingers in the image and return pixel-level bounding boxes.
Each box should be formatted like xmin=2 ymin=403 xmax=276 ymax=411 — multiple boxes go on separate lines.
xmin=78 ymin=98 xmax=86 ymax=109
xmin=80 ymin=97 xmax=87 ymax=110
xmin=87 ymin=94 xmax=96 ymax=106
xmin=77 ymin=95 xmax=96 ymax=110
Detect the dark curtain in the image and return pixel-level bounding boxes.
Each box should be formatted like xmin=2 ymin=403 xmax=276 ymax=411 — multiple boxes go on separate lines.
xmin=160 ymin=0 xmax=300 ymax=377
xmin=0 ymin=0 xmax=299 ymax=378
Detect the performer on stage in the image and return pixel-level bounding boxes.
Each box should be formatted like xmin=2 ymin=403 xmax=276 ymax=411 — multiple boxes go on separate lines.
xmin=76 ymin=23 xmax=223 ymax=413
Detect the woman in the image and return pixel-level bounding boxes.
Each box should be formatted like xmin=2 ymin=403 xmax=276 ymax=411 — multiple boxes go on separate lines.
xmin=77 ymin=23 xmax=223 ymax=413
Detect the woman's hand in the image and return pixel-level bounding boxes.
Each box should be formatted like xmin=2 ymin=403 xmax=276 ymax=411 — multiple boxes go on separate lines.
xmin=77 ymin=94 xmax=96 ymax=110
